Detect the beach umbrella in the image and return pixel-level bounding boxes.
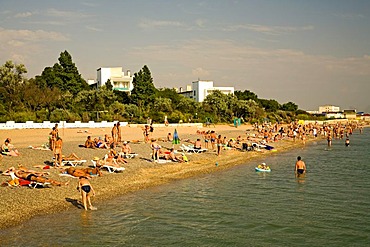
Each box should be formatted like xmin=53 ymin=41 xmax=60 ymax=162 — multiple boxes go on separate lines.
xmin=173 ymin=129 xmax=180 ymax=144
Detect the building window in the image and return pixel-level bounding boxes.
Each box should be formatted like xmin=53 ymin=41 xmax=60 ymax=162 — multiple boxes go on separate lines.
xmin=193 ymin=90 xmax=196 ymax=96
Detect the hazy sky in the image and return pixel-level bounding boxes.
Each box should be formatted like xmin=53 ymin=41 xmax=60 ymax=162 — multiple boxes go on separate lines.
xmin=1 ymin=0 xmax=370 ymax=111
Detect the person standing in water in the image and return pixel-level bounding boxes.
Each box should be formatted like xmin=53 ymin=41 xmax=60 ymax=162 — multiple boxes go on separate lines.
xmin=295 ymin=156 xmax=306 ymax=176
xmin=345 ymin=138 xmax=350 ymax=147
xmin=77 ymin=176 xmax=97 ymax=211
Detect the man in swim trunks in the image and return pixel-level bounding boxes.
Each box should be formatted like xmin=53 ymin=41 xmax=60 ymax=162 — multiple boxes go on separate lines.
xmin=295 ymin=156 xmax=306 ymax=176
xmin=78 ymin=176 xmax=97 ymax=210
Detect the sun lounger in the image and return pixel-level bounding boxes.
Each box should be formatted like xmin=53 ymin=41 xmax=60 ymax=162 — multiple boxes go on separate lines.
xmin=180 ymin=144 xmax=207 ymax=154
xmin=28 ymin=181 xmax=51 ymax=189
xmin=101 ymin=164 xmax=125 ymax=173
xmin=121 ymin=153 xmax=138 ymax=159
xmin=61 ymin=160 xmax=87 ymax=167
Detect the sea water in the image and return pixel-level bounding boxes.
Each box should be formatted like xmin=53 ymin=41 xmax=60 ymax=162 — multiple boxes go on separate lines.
xmin=1 ymin=130 xmax=369 ymax=246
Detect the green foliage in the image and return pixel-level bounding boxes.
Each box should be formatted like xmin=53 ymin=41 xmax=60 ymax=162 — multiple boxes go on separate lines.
xmin=0 ymin=59 xmax=303 ymax=124
xmin=281 ymin=102 xmax=298 ymax=112
xmin=0 ymin=61 xmax=28 ymax=111
xmin=157 ymin=88 xmax=182 ymax=106
xmin=12 ymin=111 xmax=37 ymax=122
xmin=113 ymin=90 xmax=131 ymax=104
xmin=176 ymin=96 xmax=200 ymax=113
xmin=131 ymin=65 xmax=158 ymax=111
xmin=234 ymin=90 xmax=258 ymax=102
xmin=35 ymin=50 xmax=89 ymax=95
xmin=153 ymin=97 xmax=173 ymax=113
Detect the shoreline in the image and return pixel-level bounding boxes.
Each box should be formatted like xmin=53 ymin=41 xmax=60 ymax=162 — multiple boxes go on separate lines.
xmin=0 ymin=124 xmax=318 ymax=230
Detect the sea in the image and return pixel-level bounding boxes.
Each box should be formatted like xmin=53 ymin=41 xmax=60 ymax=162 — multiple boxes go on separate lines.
xmin=0 ymin=129 xmax=369 ymax=247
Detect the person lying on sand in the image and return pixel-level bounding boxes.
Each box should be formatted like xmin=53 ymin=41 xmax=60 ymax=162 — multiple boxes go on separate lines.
xmin=3 ymin=167 xmax=68 ymax=186
xmin=62 ymin=167 xmax=102 ymax=178
xmin=62 ymin=153 xmax=82 ymax=161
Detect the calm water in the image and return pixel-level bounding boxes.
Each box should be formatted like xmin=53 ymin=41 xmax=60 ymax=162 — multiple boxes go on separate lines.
xmin=1 ymin=130 xmax=369 ymax=246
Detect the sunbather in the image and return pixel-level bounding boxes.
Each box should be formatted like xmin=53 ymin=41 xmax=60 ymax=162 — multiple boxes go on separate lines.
xmin=4 ymin=167 xmax=68 ymax=186
xmin=165 ymin=148 xmax=184 ymax=162
xmin=84 ymin=136 xmax=95 ymax=149
xmin=1 ymin=139 xmax=20 ymax=156
xmin=63 ymin=153 xmax=81 ymax=161
xmin=63 ymin=167 xmax=102 ymax=177
xmin=107 ymin=143 xmax=127 ymax=165
xmin=120 ymin=141 xmax=132 ymax=155
xmin=94 ymin=137 xmax=108 ymax=149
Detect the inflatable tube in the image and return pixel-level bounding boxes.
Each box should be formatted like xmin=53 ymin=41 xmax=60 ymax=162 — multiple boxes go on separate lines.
xmin=255 ymin=167 xmax=271 ymax=172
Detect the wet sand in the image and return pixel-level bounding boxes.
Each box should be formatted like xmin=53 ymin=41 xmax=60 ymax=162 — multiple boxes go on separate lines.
xmin=0 ymin=124 xmax=309 ymax=229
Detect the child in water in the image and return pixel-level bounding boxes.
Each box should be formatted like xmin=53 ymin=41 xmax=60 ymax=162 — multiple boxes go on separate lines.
xmin=77 ymin=176 xmax=97 ymax=210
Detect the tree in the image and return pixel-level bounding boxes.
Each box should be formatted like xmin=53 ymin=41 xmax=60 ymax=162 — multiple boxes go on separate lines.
xmin=203 ymin=90 xmax=229 ymax=122
xmin=176 ymin=96 xmax=200 ymax=113
xmin=259 ymin=99 xmax=281 ymax=112
xmin=156 ymin=88 xmax=182 ymax=106
xmin=130 ymin=65 xmax=157 ymax=111
xmin=0 ymin=61 xmax=28 ymax=112
xmin=282 ymin=102 xmax=298 ymax=112
xmin=35 ymin=50 xmax=89 ymax=95
xmin=234 ymin=90 xmax=259 ymax=102
xmin=153 ymin=97 xmax=173 ymax=113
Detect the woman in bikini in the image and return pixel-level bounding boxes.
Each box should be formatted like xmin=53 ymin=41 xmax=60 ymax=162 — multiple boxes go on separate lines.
xmin=78 ymin=176 xmax=97 ymax=210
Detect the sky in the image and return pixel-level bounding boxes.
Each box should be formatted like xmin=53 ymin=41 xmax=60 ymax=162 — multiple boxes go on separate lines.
xmin=1 ymin=0 xmax=370 ymax=112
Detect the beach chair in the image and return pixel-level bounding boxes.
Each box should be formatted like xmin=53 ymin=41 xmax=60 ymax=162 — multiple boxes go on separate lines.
xmin=28 ymin=181 xmax=51 ymax=189
xmin=180 ymin=144 xmax=207 ymax=154
xmin=101 ymin=164 xmax=125 ymax=173
xmin=100 ymin=155 xmax=125 ymax=173
xmin=61 ymin=160 xmax=87 ymax=167
xmin=121 ymin=153 xmax=138 ymax=159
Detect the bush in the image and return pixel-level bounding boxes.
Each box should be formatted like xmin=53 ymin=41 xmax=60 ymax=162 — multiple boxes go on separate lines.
xmin=12 ymin=111 xmax=37 ymax=122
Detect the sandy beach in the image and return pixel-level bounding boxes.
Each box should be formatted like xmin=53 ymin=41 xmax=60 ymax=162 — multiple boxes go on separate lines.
xmin=0 ymin=124 xmax=308 ymax=229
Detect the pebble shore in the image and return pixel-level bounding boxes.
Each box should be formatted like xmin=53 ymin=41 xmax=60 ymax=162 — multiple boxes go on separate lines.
xmin=0 ymin=124 xmax=308 ymax=229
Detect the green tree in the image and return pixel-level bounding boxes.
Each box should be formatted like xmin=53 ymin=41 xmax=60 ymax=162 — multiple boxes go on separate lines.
xmin=234 ymin=90 xmax=259 ymax=102
xmin=0 ymin=61 xmax=28 ymax=112
xmin=130 ymin=65 xmax=157 ymax=112
xmin=35 ymin=50 xmax=89 ymax=95
xmin=176 ymin=96 xmax=200 ymax=113
xmin=156 ymin=88 xmax=182 ymax=106
xmin=259 ymin=99 xmax=281 ymax=112
xmin=281 ymin=102 xmax=298 ymax=112
xmin=203 ymin=90 xmax=229 ymax=122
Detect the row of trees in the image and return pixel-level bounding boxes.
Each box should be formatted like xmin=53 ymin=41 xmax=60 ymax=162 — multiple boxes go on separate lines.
xmin=0 ymin=50 xmax=314 ymax=124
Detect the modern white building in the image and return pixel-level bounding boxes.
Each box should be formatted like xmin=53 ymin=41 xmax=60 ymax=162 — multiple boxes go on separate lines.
xmin=179 ymin=80 xmax=234 ymax=102
xmin=97 ymin=67 xmax=133 ymax=93
xmin=319 ymin=105 xmax=340 ymax=113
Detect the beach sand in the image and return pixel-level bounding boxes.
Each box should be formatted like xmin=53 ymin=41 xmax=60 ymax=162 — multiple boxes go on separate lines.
xmin=0 ymin=124 xmax=307 ymax=229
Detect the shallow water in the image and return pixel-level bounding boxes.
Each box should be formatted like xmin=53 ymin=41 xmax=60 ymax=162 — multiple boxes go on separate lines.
xmin=1 ymin=130 xmax=369 ymax=246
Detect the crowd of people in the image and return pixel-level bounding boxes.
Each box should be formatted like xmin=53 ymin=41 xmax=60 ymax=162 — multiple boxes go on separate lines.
xmin=0 ymin=120 xmax=366 ymax=212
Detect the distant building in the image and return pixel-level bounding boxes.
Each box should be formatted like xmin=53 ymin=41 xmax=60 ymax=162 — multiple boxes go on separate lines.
xmin=343 ymin=109 xmax=357 ymax=120
xmin=178 ymin=80 xmax=234 ymax=102
xmin=319 ymin=105 xmax=340 ymax=113
xmin=325 ymin=112 xmax=344 ymax=119
xmin=97 ymin=67 xmax=133 ymax=93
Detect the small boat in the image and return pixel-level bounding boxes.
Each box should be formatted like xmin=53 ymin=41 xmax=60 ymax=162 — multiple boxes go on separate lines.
xmin=255 ymin=163 xmax=271 ymax=172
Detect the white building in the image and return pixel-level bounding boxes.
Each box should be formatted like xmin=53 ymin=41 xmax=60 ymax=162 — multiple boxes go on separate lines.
xmin=179 ymin=80 xmax=234 ymax=102
xmin=97 ymin=67 xmax=133 ymax=93
xmin=319 ymin=105 xmax=340 ymax=113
